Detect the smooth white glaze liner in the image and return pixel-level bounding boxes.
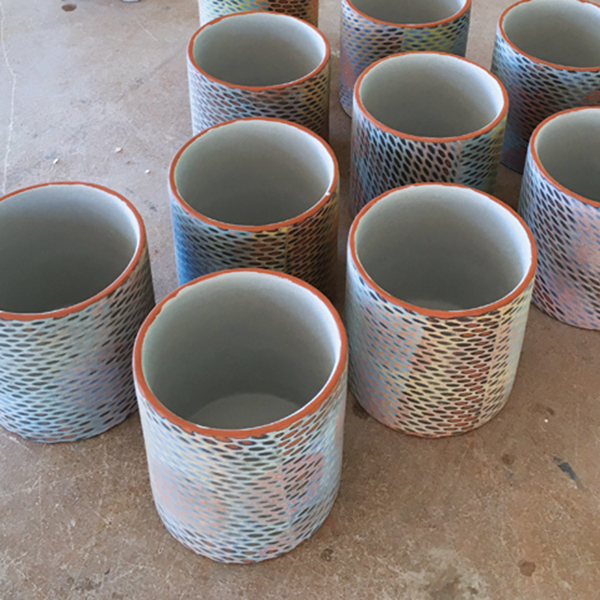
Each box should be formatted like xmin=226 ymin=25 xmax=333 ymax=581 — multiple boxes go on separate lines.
xmin=174 ymin=119 xmax=336 ymax=226
xmin=351 ymin=0 xmax=465 ymax=25
xmin=533 ymin=108 xmax=600 ymax=203
xmin=192 ymin=12 xmax=327 ymax=87
xmin=354 ymin=185 xmax=533 ymax=311
xmin=358 ymin=53 xmax=505 ymax=137
xmin=0 ymin=184 xmax=140 ymax=314
xmin=141 ymin=271 xmax=343 ymax=429
xmin=503 ymin=0 xmax=600 ymax=68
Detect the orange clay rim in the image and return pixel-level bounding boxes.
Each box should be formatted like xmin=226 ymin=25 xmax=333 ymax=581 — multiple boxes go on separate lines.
xmin=529 ymin=106 xmax=600 ymax=208
xmin=187 ymin=12 xmax=330 ymax=91
xmin=346 ymin=0 xmax=471 ymax=29
xmin=169 ymin=117 xmax=339 ymax=232
xmin=132 ymin=268 xmax=348 ymax=439
xmin=0 ymin=181 xmax=146 ymax=323
xmin=349 ymin=182 xmax=538 ymax=319
xmin=353 ymin=52 xmax=508 ymax=143
xmin=498 ymin=0 xmax=600 ymax=72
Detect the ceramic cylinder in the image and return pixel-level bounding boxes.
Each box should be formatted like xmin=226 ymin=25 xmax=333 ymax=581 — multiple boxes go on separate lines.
xmin=0 ymin=183 xmax=155 ymax=442
xmin=518 ymin=107 xmax=600 ymax=329
xmin=134 ymin=269 xmax=347 ymax=563
xmin=188 ymin=12 xmax=330 ymax=138
xmin=198 ymin=0 xmax=319 ymax=27
xmin=491 ymin=0 xmax=600 ymax=173
xmin=339 ymin=0 xmax=471 ymax=116
xmin=169 ymin=118 xmax=339 ymax=298
xmin=346 ymin=184 xmax=536 ymax=437
xmin=350 ymin=52 xmax=507 ymax=215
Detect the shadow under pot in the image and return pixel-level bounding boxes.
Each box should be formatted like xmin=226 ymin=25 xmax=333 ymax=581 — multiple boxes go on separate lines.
xmin=0 ymin=182 xmax=155 ymax=442
xmin=169 ymin=117 xmax=339 ymax=298
xmin=519 ymin=106 xmax=600 ymax=329
xmin=350 ymin=52 xmax=508 ymax=215
xmin=339 ymin=0 xmax=471 ymax=115
xmin=491 ymin=0 xmax=600 ymax=173
xmin=133 ymin=268 xmax=348 ymax=563
xmin=187 ymin=12 xmax=330 ymax=138
xmin=345 ymin=183 xmax=537 ymax=437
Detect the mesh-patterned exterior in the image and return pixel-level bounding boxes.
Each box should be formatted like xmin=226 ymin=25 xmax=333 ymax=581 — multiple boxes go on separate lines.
xmin=188 ymin=57 xmax=330 ymax=138
xmin=136 ymin=368 xmax=347 ymax=563
xmin=350 ymin=100 xmax=506 ymax=215
xmin=198 ymin=0 xmax=318 ymax=27
xmin=0 ymin=249 xmax=155 ymax=443
xmin=339 ymin=0 xmax=470 ymax=115
xmin=170 ymin=186 xmax=339 ymax=298
xmin=345 ymin=256 xmax=534 ymax=438
xmin=491 ymin=29 xmax=600 ymax=173
xmin=519 ymin=152 xmax=600 ymax=329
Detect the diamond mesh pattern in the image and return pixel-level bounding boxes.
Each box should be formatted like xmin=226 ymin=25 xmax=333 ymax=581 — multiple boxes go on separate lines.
xmin=170 ymin=186 xmax=339 ymax=298
xmin=198 ymin=0 xmax=319 ymax=27
xmin=0 ymin=249 xmax=155 ymax=443
xmin=339 ymin=0 xmax=470 ymax=115
xmin=491 ymin=29 xmax=600 ymax=173
xmin=345 ymin=254 xmax=534 ymax=438
xmin=349 ymin=101 xmax=506 ymax=215
xmin=519 ymin=153 xmax=600 ymax=329
xmin=136 ymin=368 xmax=347 ymax=563
xmin=188 ymin=57 xmax=330 ymax=138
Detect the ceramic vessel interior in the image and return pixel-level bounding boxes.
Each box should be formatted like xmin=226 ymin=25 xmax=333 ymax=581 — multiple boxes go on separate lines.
xmin=0 ymin=184 xmax=140 ymax=314
xmin=358 ymin=53 xmax=505 ymax=137
xmin=192 ymin=13 xmax=326 ymax=87
xmin=350 ymin=0 xmax=465 ymax=24
xmin=502 ymin=0 xmax=600 ymax=68
xmin=140 ymin=271 xmax=342 ymax=429
xmin=354 ymin=185 xmax=532 ymax=311
xmin=173 ymin=120 xmax=335 ymax=226
xmin=533 ymin=108 xmax=600 ymax=203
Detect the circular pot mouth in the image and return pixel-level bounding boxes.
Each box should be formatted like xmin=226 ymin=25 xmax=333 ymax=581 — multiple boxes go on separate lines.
xmin=499 ymin=0 xmax=600 ymax=69
xmin=0 ymin=182 xmax=145 ymax=320
xmin=349 ymin=183 xmax=537 ymax=317
xmin=188 ymin=12 xmax=329 ymax=89
xmin=169 ymin=118 xmax=338 ymax=229
xmin=354 ymin=52 xmax=507 ymax=141
xmin=134 ymin=269 xmax=347 ymax=437
xmin=347 ymin=0 xmax=469 ymax=28
xmin=530 ymin=107 xmax=600 ymax=206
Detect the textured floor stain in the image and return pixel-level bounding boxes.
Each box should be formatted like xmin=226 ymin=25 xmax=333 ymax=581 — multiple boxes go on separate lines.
xmin=553 ymin=457 xmax=584 ymax=490
xmin=518 ymin=560 xmax=536 ymax=577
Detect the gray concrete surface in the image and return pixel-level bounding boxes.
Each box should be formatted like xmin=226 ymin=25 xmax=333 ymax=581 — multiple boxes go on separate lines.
xmin=1 ymin=0 xmax=599 ymax=598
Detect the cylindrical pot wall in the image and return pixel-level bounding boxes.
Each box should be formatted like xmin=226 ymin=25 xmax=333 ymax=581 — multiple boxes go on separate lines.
xmin=346 ymin=184 xmax=536 ymax=437
xmin=134 ymin=269 xmax=348 ymax=563
xmin=350 ymin=52 xmax=507 ymax=215
xmin=169 ymin=118 xmax=339 ymax=298
xmin=199 ymin=0 xmax=319 ymax=28
xmin=188 ymin=12 xmax=330 ymax=138
xmin=339 ymin=0 xmax=471 ymax=116
xmin=519 ymin=107 xmax=600 ymax=329
xmin=491 ymin=0 xmax=600 ymax=173
xmin=0 ymin=182 xmax=155 ymax=442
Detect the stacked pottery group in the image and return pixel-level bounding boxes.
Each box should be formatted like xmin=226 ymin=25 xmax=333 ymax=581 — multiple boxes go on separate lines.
xmin=1 ymin=0 xmax=599 ymax=564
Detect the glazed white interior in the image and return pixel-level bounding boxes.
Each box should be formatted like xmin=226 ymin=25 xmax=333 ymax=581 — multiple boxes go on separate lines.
xmin=173 ymin=120 xmax=335 ymax=226
xmin=502 ymin=0 xmax=600 ymax=67
xmin=351 ymin=0 xmax=465 ymax=25
xmin=0 ymin=184 xmax=140 ymax=314
xmin=141 ymin=271 xmax=342 ymax=430
xmin=534 ymin=108 xmax=600 ymax=203
xmin=192 ymin=12 xmax=327 ymax=86
xmin=358 ymin=53 xmax=505 ymax=137
xmin=353 ymin=185 xmax=532 ymax=311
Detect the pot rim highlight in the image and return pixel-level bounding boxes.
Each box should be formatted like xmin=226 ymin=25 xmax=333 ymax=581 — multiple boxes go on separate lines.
xmin=348 ymin=182 xmax=537 ymax=318
xmin=133 ymin=268 xmax=347 ymax=439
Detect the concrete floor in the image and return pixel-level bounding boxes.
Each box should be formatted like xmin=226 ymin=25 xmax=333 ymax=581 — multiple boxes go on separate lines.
xmin=1 ymin=0 xmax=599 ymax=598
